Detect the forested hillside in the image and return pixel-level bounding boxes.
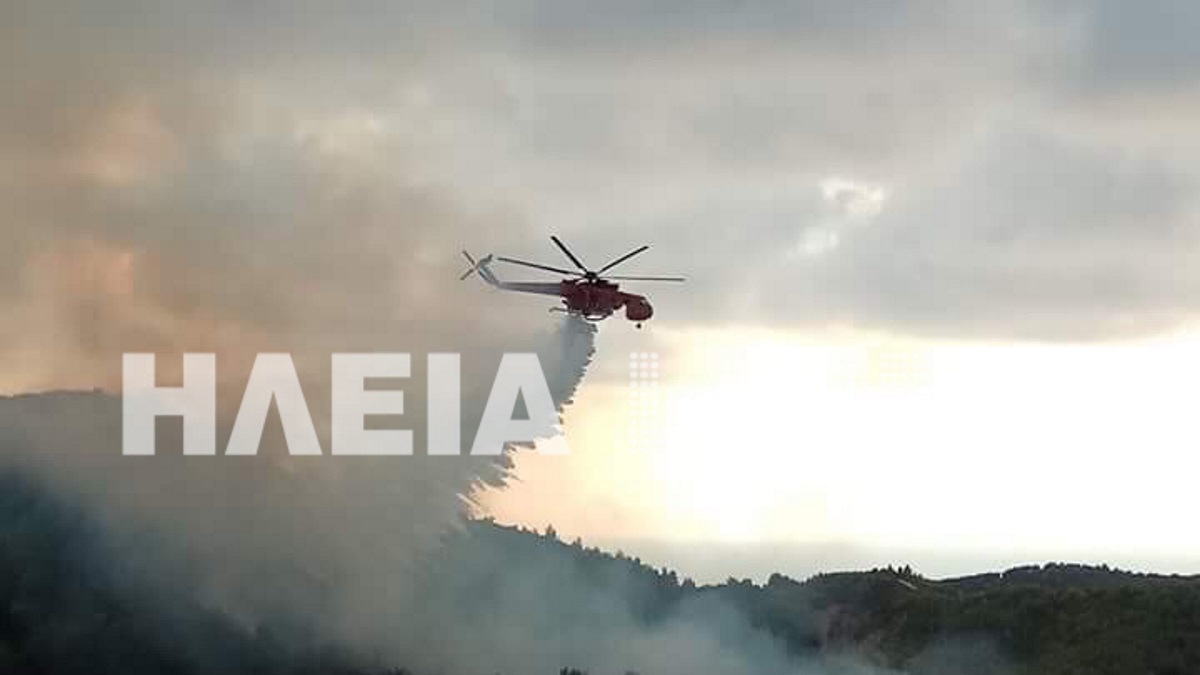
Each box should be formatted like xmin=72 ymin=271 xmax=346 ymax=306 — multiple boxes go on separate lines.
xmin=436 ymin=521 xmax=1200 ymax=675
xmin=2 ymin=470 xmax=1198 ymax=674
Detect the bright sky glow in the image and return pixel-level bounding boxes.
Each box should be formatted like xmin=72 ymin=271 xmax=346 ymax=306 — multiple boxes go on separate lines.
xmin=484 ymin=325 xmax=1200 ymax=567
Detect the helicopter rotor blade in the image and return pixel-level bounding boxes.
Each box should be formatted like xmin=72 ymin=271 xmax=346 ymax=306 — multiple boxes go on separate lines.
xmin=596 ymin=245 xmax=650 ymax=274
xmin=550 ymin=235 xmax=590 ymax=273
xmin=496 ymin=256 xmax=577 ymax=276
xmin=603 ymin=274 xmax=686 ymax=282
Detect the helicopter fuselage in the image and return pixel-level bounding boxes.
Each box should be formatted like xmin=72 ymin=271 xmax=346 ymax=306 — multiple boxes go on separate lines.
xmin=559 ymin=278 xmax=653 ymax=323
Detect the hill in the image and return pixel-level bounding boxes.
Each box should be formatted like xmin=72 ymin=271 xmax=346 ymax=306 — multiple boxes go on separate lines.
xmin=432 ymin=520 xmax=1200 ymax=675
xmin=1 ymin=469 xmax=1199 ymax=674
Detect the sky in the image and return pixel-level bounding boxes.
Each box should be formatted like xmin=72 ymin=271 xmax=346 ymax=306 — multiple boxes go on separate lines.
xmin=5 ymin=1 xmax=1200 ymax=581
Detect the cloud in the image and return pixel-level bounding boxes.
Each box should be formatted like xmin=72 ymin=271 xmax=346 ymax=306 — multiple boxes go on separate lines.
xmin=763 ymin=126 xmax=1200 ymax=339
xmin=409 ymin=0 xmax=1200 ymax=341
xmin=11 ymin=1 xmax=1200 ymax=351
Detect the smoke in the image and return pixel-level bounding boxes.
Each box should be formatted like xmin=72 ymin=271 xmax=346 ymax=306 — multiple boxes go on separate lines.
xmin=0 ymin=314 xmax=595 ymax=653
xmin=401 ymin=524 xmax=804 ymax=675
xmin=0 ymin=379 xmax=890 ymax=675
xmin=0 ymin=0 xmax=608 ymax=651
xmin=0 ymin=4 xmax=1009 ymax=673
xmin=0 ymin=2 xmax=628 ymax=664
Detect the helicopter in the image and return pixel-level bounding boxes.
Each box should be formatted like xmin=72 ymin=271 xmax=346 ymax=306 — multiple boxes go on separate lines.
xmin=460 ymin=235 xmax=684 ymax=328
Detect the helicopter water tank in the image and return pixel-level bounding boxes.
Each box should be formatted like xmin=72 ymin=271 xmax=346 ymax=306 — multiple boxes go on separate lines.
xmin=625 ymin=297 xmax=653 ymax=322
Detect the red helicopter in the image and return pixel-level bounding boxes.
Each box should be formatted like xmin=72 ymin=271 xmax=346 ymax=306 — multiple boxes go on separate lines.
xmin=460 ymin=235 xmax=684 ymax=328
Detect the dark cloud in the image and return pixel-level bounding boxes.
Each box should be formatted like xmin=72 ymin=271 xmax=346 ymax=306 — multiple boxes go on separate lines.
xmin=758 ymin=127 xmax=1200 ymax=339
xmin=4 ymin=0 xmax=1200 ymax=372
xmin=1064 ymin=0 xmax=1200 ymax=93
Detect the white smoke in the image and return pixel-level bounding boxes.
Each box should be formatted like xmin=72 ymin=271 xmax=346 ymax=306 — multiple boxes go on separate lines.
xmin=0 ymin=314 xmax=596 ymax=654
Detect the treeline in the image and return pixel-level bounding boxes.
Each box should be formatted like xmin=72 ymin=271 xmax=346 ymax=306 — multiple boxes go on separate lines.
xmin=2 ymin=469 xmax=1200 ymax=674
xmin=437 ymin=521 xmax=1200 ymax=675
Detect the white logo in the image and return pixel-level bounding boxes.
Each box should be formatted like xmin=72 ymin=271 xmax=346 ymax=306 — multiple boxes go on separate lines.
xmin=121 ymin=353 xmax=564 ymax=456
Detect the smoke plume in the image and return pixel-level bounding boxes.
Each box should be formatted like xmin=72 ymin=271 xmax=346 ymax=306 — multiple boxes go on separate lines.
xmin=0 ymin=313 xmax=595 ymax=653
